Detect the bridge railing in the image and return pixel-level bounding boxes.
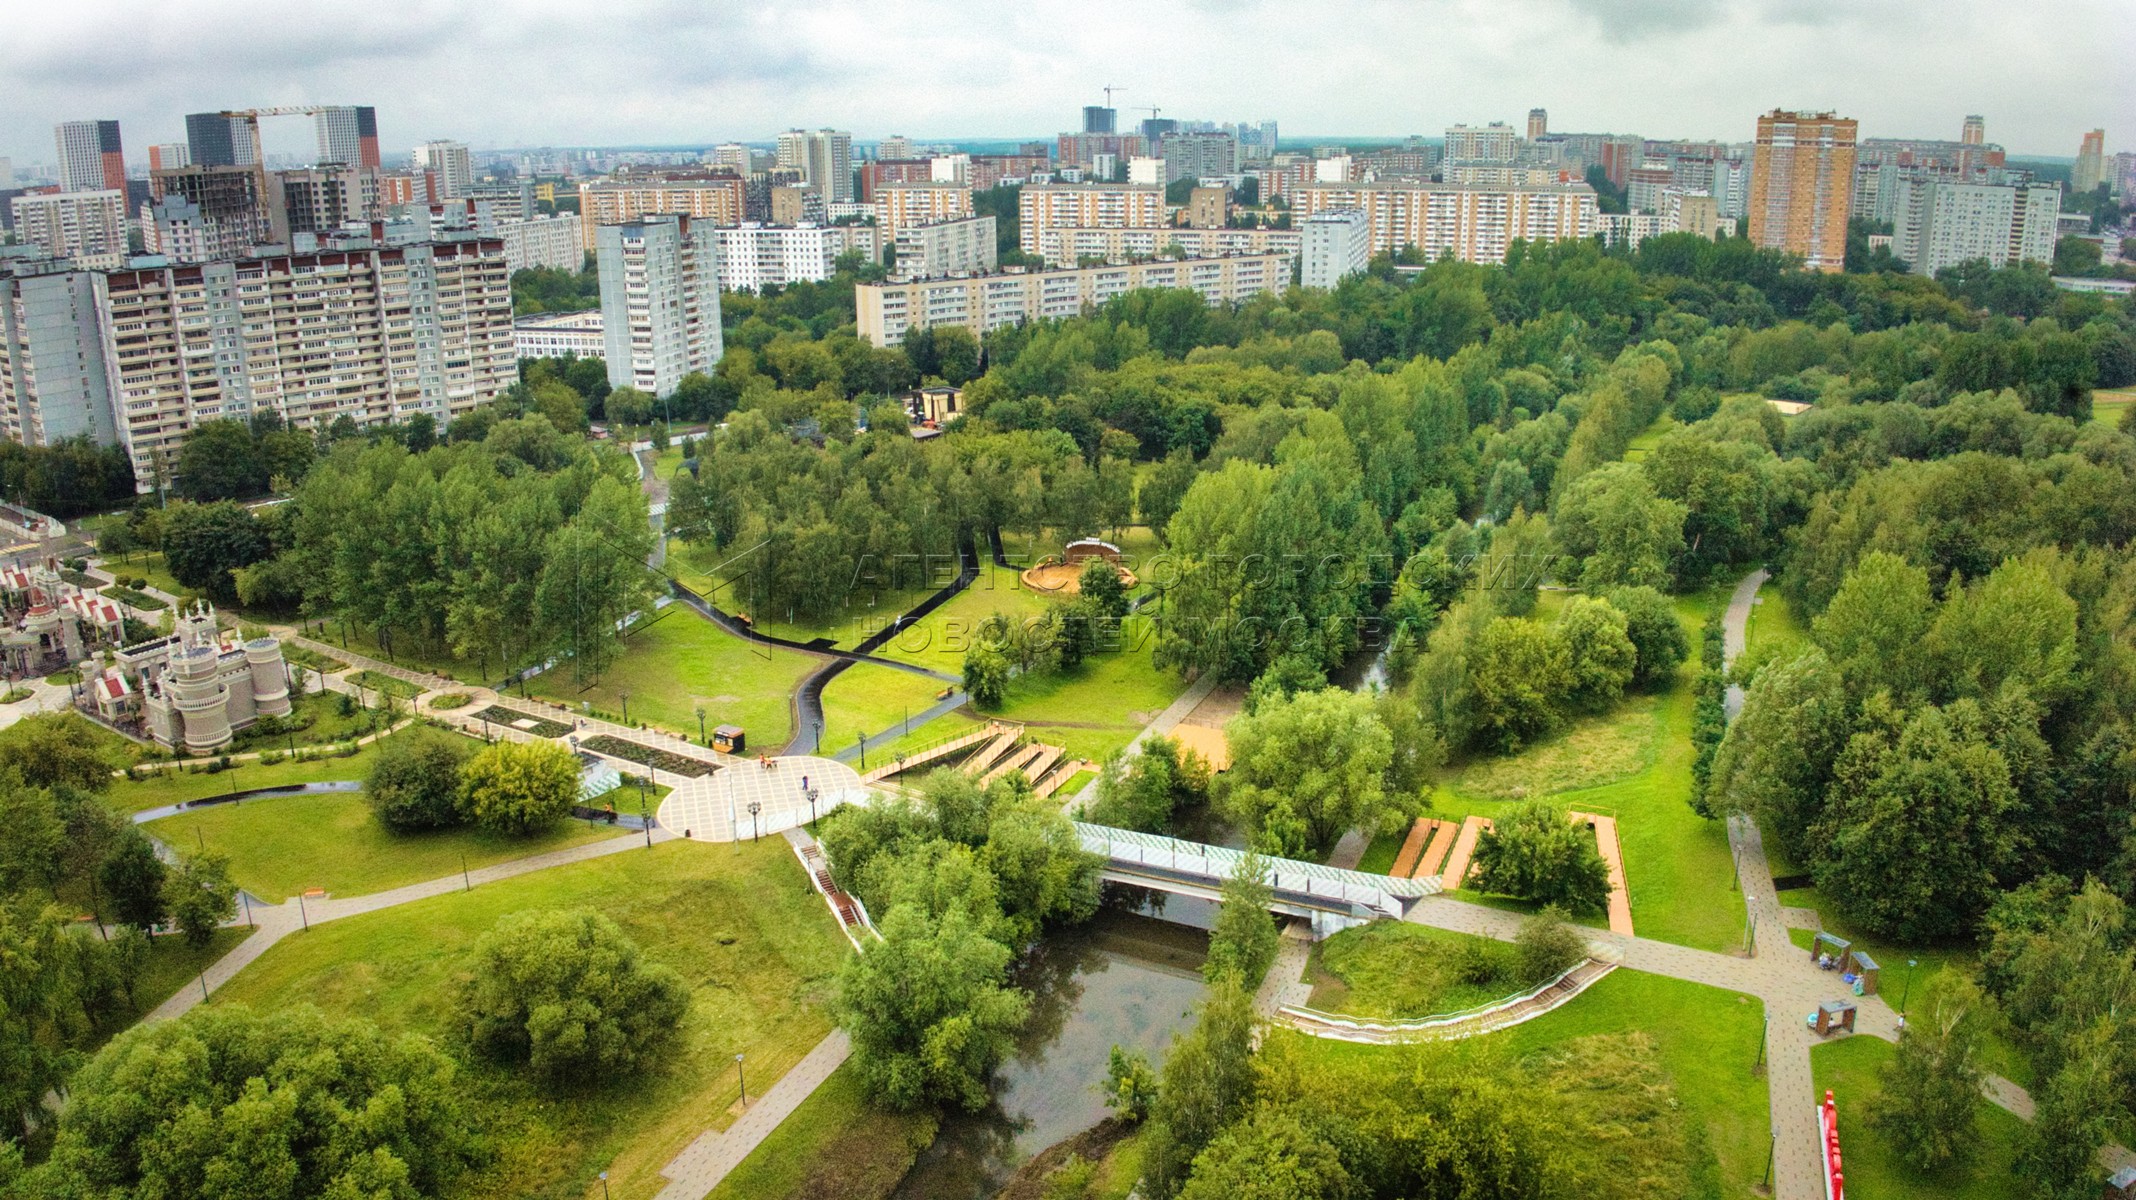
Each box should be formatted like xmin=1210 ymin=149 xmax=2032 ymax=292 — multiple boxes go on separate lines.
xmin=1075 ymin=821 xmax=1435 ymax=920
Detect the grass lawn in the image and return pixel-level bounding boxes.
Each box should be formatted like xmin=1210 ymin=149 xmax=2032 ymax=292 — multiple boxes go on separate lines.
xmin=873 ymin=563 xmax=1051 ymax=673
xmin=1740 ymin=583 xmax=1811 ymax=676
xmin=1622 ymin=415 xmax=1679 ymax=462
xmin=1304 ymin=921 xmax=1520 ymax=1018
xmin=529 ymin=607 xmax=818 ymax=750
xmin=1773 ymin=889 xmax=1974 ymax=1001
xmin=113 ymin=727 xmax=422 ymax=814
xmin=1450 ymin=690 xmax=1663 ymax=801
xmin=983 ymin=613 xmax=1188 ymax=764
xmin=705 ymin=1061 xmax=939 ymax=1200
xmin=115 ymin=927 xmax=248 ymax=1042
xmin=818 ymin=662 xmax=958 ymax=756
xmin=1809 ymin=1035 xmax=2026 ymax=1199
xmin=347 ymin=669 xmax=423 ymax=700
xmin=1429 ymin=588 xmax=1745 ymax=952
xmin=216 ymin=837 xmax=852 ymax=1200
xmin=2091 ymin=387 xmax=2134 ymax=430
xmin=1279 ymin=967 xmax=1769 ymax=1197
xmin=228 ymin=690 xmax=393 ymax=751
xmin=150 ymin=790 xmax=621 ymax=902
xmin=116 ymin=550 xmax=187 ymax=598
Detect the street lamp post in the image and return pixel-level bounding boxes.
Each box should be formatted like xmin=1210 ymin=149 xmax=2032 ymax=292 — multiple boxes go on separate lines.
xmin=806 ymin=785 xmax=819 ymax=829
xmin=856 ymin=731 xmax=867 ymax=771
xmin=748 ymin=801 xmax=761 ymax=842
xmin=697 ymin=706 xmax=707 ymax=744
xmin=1901 ymin=957 xmax=1919 ymax=1016
xmin=735 ymin=1053 xmax=747 ymax=1106
xmin=621 ymin=691 xmax=630 ymax=725
xmin=598 ymin=1171 xmax=610 ymax=1199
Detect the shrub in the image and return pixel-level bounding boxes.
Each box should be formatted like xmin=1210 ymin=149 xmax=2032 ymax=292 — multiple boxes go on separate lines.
xmin=368 ymin=729 xmax=476 ymax=830
xmin=1468 ymin=802 xmax=1612 ymax=914
xmin=457 ymin=908 xmax=689 ymax=1088
xmin=1514 ymin=905 xmax=1590 ymax=985
xmin=459 ymin=738 xmax=581 ymax=834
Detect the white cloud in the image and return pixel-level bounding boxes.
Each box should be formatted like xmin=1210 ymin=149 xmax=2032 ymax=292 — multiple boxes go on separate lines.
xmin=0 ymin=0 xmax=2125 ymax=162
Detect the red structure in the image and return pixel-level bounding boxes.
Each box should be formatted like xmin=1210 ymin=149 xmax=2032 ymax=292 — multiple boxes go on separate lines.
xmin=1818 ymin=1089 xmax=1845 ymax=1199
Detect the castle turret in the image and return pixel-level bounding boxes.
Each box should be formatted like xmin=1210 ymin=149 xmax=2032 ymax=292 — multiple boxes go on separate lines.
xmin=170 ymin=643 xmax=232 ymax=753
xmin=245 ymin=637 xmax=292 ymax=719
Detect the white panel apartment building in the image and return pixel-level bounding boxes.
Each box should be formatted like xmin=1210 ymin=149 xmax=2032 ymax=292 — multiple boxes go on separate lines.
xmin=877 ymin=182 xmax=974 ymax=238
xmin=497 ymin=213 xmax=584 ymax=272
xmin=576 ymin=177 xmax=746 ymax=250
xmin=893 ymin=216 xmax=997 ymax=278
xmin=1018 ymin=184 xmax=1168 ymax=256
xmin=1292 ymin=182 xmax=1600 ymax=264
xmin=713 ymin=222 xmax=880 ymax=291
xmin=1301 ymin=209 xmax=1371 ymax=289
xmin=856 ymin=254 xmax=1288 ymax=347
xmin=1033 ymin=225 xmax=1300 ymax=269
xmin=513 ymin=310 xmax=605 ymax=359
xmin=10 ymin=191 xmax=130 ymax=268
xmin=1890 ymin=178 xmax=2060 ymax=278
xmin=597 ymin=215 xmax=723 ymax=397
xmin=0 ymin=268 xmax=122 ymax=447
xmin=0 ymin=239 xmax=517 ymax=486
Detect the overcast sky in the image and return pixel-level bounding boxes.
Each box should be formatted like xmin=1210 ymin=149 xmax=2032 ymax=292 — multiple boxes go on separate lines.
xmin=3 ymin=0 xmax=2127 ymax=167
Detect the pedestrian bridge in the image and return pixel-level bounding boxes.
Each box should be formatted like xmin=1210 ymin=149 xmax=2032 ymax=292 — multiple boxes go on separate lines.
xmin=1074 ymin=822 xmax=1438 ymax=936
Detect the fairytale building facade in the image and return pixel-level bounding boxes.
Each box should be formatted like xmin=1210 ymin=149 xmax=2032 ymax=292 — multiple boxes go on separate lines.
xmin=109 ymin=604 xmax=292 ymax=753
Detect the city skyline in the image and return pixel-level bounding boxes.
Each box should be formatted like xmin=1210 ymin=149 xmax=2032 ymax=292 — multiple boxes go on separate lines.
xmin=1 ymin=0 xmax=2125 ymax=166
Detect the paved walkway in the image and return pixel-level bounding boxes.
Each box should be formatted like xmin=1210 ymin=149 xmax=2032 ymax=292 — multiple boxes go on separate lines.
xmin=1251 ymin=923 xmax=1316 ymax=1021
xmin=654 ymin=1030 xmax=853 ymax=1200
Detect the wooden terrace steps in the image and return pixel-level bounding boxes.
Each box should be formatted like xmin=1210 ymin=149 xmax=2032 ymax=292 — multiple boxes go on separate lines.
xmin=1389 ymin=818 xmax=1435 ymax=878
xmin=1567 ymin=810 xmax=1635 ymax=937
xmin=1435 ymin=815 xmax=1494 ymax=888
xmin=1414 ymin=819 xmax=1460 ymax=880
xmin=962 ymin=728 xmax=1024 ymax=777
xmin=1019 ymin=745 xmax=1065 ymax=785
xmin=859 ymin=722 xmax=1006 ymax=784
xmin=1030 ymin=758 xmax=1088 ymax=799
xmin=796 ymin=842 xmax=869 ymax=939
xmin=981 ymin=743 xmax=1048 ymax=786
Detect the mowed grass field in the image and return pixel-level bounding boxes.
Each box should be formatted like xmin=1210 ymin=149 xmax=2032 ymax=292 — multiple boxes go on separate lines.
xmin=816 ymin=662 xmax=957 ymax=757
xmin=113 ymin=731 xmax=417 ymax=815
xmin=150 ymin=790 xmax=623 ymax=903
xmin=529 ymin=607 xmax=817 ymax=749
xmin=1403 ymin=587 xmax=1746 ymax=952
xmin=1809 ymin=1035 xmax=2026 ymax=1199
xmin=2091 ymin=387 xmax=2134 ymax=430
xmin=215 ymin=837 xmax=852 ymax=1200
xmin=1282 ymin=967 xmax=1771 ymax=1197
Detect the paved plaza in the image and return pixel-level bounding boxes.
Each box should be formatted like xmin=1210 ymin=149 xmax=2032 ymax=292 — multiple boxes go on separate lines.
xmin=656 ymin=755 xmax=867 ymax=842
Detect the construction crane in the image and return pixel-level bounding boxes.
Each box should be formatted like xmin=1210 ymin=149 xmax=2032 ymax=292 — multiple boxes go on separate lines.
xmin=1137 ymin=105 xmax=1162 ymax=122
xmin=216 ymin=106 xmax=373 ymax=170
xmin=1102 ymin=85 xmax=1124 ymax=109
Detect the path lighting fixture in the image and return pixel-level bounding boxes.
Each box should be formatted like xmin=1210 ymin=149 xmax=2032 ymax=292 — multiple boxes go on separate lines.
xmin=748 ymin=800 xmax=762 ymax=842
xmin=736 ymin=1053 xmax=747 ymax=1105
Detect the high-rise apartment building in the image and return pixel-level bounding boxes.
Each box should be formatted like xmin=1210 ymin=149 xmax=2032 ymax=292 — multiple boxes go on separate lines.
xmin=1302 ymin=208 xmax=1370 ymax=289
xmin=271 ymin=166 xmax=361 ymax=237
xmin=54 ymin=121 xmax=126 ymax=193
xmin=314 ymin=106 xmax=382 ymax=170
xmin=0 ymin=268 xmax=122 ymax=447
xmin=575 ymin=173 xmax=747 ymax=249
xmin=713 ymin=223 xmax=880 ymax=292
xmin=877 ymin=182 xmax=975 ymax=238
xmin=413 ymin=141 xmax=473 ymax=198
xmin=2073 ymin=129 xmax=2107 ymax=194
xmin=1083 ymin=106 xmax=1118 ymax=135
xmin=1445 ymin=123 xmax=1520 ymax=166
xmin=1292 ymin=181 xmax=1599 ymax=264
xmin=147 ymin=143 xmax=190 ymax=172
xmin=1028 ymin=225 xmax=1301 ymax=268
xmin=10 ymin=191 xmax=130 ymax=267
xmin=2114 ymin=152 xmax=2136 ymax=200
xmin=185 ymin=113 xmax=258 ymax=168
xmin=1962 ymin=115 xmax=1985 ymax=146
xmin=1528 ymin=109 xmax=1549 ymax=141
xmin=1748 ymin=110 xmax=1857 ymax=273
xmin=877 ymin=137 xmax=916 ymax=162
xmin=150 ymin=165 xmax=278 ymax=258
xmin=1017 ymin=184 xmax=1167 ymax=255
xmin=496 ymin=213 xmax=585 ymax=273
xmin=1057 ymin=133 xmax=1147 ymax=170
xmin=1890 ymin=178 xmax=2060 ymax=277
xmin=1160 ymin=133 xmax=1240 ymax=184
xmin=1 ymin=238 xmax=515 ymax=483
xmin=709 ymin=143 xmax=754 ymax=174
xmin=775 ymin=130 xmax=855 ymax=204
xmin=856 ymin=254 xmax=1288 ymax=347
xmin=596 ymin=215 xmax=724 ymax=397
xmin=892 ymin=216 xmax=997 ymax=279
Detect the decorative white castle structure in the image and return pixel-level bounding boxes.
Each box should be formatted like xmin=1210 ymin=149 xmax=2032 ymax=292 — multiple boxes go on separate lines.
xmin=110 ymin=603 xmax=292 ymax=753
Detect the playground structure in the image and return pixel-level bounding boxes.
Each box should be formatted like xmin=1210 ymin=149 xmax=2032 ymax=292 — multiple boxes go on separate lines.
xmin=1020 ymin=538 xmax=1139 ymax=595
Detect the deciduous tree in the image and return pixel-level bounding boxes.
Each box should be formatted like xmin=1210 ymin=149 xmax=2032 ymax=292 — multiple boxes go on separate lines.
xmin=457 ymin=908 xmax=690 ymax=1086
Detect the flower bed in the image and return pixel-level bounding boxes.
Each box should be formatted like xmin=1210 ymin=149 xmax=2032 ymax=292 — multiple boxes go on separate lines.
xmin=580 ymin=734 xmax=717 ymax=777
xmin=470 ymin=705 xmax=572 ymax=739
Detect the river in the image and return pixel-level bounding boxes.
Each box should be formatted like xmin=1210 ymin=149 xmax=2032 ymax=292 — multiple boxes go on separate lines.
xmin=889 ymin=887 xmax=1213 ymax=1198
